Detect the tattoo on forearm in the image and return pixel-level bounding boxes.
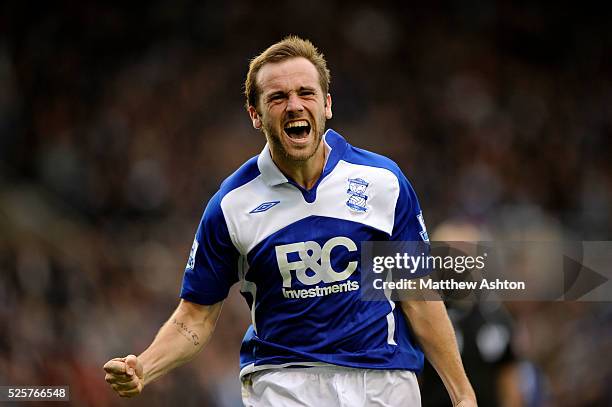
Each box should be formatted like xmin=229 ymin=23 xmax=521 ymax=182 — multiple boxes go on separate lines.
xmin=172 ymin=318 xmax=200 ymax=346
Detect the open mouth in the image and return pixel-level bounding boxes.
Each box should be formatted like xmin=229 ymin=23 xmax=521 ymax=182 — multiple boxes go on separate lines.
xmin=284 ymin=120 xmax=311 ymax=141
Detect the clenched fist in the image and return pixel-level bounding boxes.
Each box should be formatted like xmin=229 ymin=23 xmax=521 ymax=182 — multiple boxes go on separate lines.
xmin=104 ymin=354 xmax=144 ymax=397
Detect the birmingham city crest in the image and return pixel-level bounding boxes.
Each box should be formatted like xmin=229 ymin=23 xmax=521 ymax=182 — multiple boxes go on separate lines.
xmin=346 ymin=178 xmax=369 ymax=212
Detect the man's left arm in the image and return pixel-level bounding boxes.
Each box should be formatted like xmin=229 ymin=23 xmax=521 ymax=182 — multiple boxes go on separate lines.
xmin=390 ymin=171 xmax=476 ymax=405
xmin=399 ymin=300 xmax=477 ymax=407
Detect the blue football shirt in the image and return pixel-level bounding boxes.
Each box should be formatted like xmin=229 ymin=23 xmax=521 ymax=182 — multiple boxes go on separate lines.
xmin=180 ymin=129 xmax=430 ymax=377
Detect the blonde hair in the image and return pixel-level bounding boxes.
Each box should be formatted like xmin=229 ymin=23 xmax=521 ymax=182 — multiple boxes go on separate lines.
xmin=244 ymin=36 xmax=331 ymax=110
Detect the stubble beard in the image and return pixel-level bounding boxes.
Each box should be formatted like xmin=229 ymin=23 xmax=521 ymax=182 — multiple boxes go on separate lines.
xmin=262 ymin=113 xmax=327 ymax=163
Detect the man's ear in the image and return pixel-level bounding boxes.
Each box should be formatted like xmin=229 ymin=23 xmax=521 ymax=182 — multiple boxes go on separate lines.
xmin=248 ymin=106 xmax=262 ymax=129
xmin=325 ymin=94 xmax=333 ymax=120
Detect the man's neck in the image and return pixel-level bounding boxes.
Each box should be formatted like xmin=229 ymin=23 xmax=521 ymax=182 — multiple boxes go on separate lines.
xmin=272 ymin=144 xmax=327 ymax=190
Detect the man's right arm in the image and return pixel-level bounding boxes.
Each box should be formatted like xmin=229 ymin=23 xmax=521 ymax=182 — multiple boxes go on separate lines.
xmin=103 ymin=299 xmax=223 ymax=397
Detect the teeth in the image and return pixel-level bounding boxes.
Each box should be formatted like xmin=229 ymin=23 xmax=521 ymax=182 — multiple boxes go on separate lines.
xmin=285 ymin=120 xmax=309 ymax=129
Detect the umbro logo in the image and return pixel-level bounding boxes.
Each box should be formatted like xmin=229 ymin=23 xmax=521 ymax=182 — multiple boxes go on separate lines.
xmin=249 ymin=201 xmax=280 ymax=214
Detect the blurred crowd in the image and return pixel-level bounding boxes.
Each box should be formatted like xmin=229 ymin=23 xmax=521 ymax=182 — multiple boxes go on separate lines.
xmin=0 ymin=1 xmax=611 ymax=406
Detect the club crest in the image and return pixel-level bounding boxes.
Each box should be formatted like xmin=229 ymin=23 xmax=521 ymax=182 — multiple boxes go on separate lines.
xmin=346 ymin=178 xmax=369 ymax=212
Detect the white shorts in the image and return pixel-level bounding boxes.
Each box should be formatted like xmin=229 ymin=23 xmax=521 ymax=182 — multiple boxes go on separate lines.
xmin=241 ymin=366 xmax=421 ymax=407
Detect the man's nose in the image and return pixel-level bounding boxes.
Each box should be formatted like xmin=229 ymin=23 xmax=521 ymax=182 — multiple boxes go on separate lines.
xmin=286 ymin=93 xmax=304 ymax=112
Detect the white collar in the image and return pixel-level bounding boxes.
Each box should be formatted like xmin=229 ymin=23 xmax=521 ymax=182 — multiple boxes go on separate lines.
xmin=256 ymin=130 xmax=332 ymax=187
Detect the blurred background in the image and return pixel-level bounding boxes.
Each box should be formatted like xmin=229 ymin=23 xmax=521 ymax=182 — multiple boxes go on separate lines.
xmin=0 ymin=1 xmax=611 ymax=406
